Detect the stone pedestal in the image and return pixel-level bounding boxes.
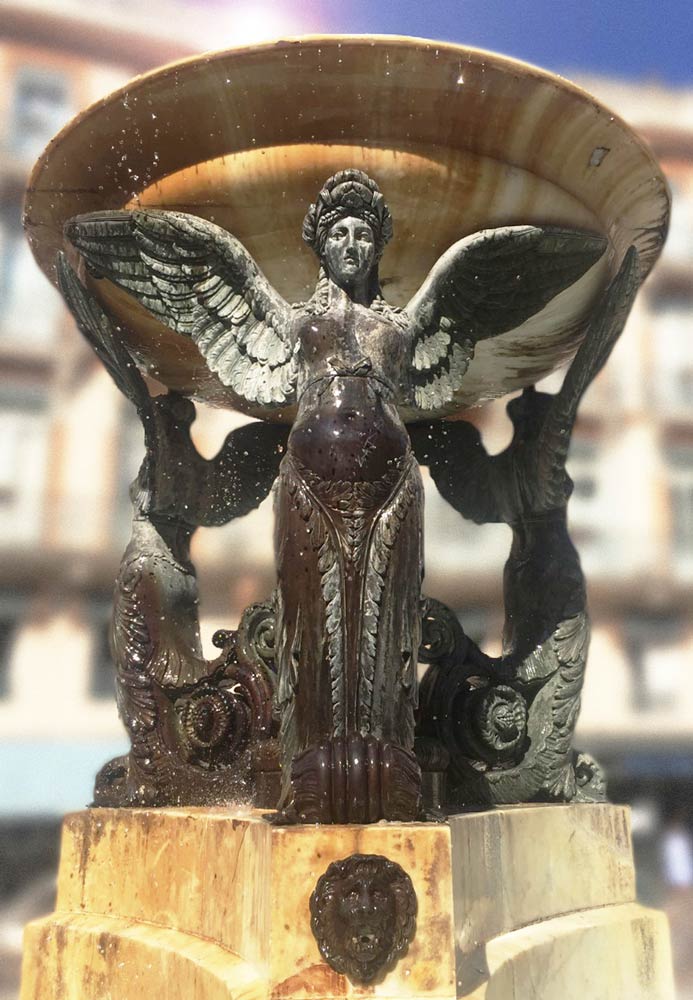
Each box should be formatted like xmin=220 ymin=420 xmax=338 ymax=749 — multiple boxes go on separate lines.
xmin=21 ymin=804 xmax=674 ymax=999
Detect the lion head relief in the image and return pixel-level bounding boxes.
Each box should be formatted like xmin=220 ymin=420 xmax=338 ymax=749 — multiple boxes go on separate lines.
xmin=309 ymin=853 xmax=417 ymax=984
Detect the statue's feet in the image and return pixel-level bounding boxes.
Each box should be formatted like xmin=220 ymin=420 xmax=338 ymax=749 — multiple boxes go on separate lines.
xmin=290 ymin=734 xmax=421 ymax=824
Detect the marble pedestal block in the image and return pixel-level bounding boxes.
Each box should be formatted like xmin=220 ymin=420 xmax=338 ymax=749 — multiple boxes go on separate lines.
xmin=20 ymin=804 xmax=674 ymax=1000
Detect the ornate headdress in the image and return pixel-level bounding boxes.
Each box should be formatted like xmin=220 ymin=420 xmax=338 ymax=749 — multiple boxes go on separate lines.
xmin=302 ymin=169 xmax=394 ymax=260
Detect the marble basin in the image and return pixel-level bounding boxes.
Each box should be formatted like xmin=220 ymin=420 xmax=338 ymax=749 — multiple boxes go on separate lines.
xmin=25 ymin=35 xmax=669 ymax=417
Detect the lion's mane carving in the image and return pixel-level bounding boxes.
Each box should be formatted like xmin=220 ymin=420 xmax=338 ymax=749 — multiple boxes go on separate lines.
xmin=309 ymin=853 xmax=417 ymax=984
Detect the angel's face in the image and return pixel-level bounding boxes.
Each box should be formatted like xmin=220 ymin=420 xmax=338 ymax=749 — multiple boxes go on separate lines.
xmin=323 ymin=216 xmax=376 ymax=289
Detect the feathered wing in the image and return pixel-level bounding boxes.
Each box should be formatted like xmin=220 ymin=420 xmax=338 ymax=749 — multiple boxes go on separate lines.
xmin=64 ymin=209 xmax=297 ymax=408
xmin=535 ymin=246 xmax=639 ymax=504
xmin=56 ymin=252 xmax=152 ymax=417
xmin=404 ymin=225 xmax=607 ymax=413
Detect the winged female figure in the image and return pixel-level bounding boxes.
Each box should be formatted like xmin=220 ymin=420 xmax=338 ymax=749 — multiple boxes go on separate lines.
xmin=65 ymin=169 xmax=606 ymax=822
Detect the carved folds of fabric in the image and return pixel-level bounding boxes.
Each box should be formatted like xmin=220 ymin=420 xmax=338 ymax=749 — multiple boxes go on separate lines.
xmin=275 ymin=450 xmax=423 ymax=820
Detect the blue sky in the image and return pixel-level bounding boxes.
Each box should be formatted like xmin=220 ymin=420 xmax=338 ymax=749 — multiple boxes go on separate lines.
xmin=324 ymin=0 xmax=693 ymax=84
xmin=223 ymin=0 xmax=693 ymax=86
xmin=354 ymin=0 xmax=693 ymax=83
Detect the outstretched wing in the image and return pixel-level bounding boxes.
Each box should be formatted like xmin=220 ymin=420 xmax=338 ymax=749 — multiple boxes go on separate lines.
xmin=64 ymin=209 xmax=297 ymax=408
xmin=56 ymin=252 xmax=152 ymax=418
xmin=404 ymin=226 xmax=607 ymax=413
xmin=536 ymin=246 xmax=639 ymax=500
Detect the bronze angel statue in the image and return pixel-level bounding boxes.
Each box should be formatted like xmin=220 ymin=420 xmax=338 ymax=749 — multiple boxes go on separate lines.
xmin=65 ymin=169 xmax=608 ymax=823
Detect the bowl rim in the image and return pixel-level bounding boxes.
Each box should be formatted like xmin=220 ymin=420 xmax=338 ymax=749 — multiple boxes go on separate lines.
xmin=23 ymin=34 xmax=670 ymax=416
xmin=25 ymin=33 xmax=670 ymax=284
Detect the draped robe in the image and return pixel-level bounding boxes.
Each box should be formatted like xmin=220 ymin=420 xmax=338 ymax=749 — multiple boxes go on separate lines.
xmin=274 ymin=296 xmax=423 ymax=802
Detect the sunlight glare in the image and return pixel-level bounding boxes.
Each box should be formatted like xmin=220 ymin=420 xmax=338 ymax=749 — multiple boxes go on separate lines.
xmin=194 ymin=2 xmax=313 ymax=49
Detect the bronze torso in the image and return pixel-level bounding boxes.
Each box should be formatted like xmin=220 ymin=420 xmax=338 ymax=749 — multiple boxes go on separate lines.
xmin=294 ymin=294 xmax=408 ymax=398
xmin=291 ymin=299 xmax=410 ymax=483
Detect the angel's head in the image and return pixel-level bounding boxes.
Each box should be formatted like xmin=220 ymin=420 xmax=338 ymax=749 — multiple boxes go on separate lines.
xmin=322 ymin=215 xmax=376 ymax=291
xmin=302 ymin=170 xmax=393 ymax=299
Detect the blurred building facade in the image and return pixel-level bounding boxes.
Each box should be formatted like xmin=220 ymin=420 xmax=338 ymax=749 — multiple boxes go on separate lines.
xmin=565 ymin=75 xmax=693 ymax=817
xmin=0 ymin=4 xmax=202 ymax=996
xmin=0 ymin=0 xmax=692 ymax=966
xmin=0 ymin=0 xmax=206 ymax=826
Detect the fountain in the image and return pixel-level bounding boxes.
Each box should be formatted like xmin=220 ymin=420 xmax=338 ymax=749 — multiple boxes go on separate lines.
xmin=21 ymin=36 xmax=674 ymax=999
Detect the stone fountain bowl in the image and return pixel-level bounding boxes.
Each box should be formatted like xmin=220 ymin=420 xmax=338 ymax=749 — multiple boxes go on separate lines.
xmin=25 ymin=35 xmax=669 ymax=419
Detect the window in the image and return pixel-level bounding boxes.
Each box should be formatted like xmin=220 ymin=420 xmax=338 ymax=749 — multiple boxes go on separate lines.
xmin=566 ymin=437 xmax=600 ymax=546
xmin=0 ymin=198 xmax=62 ymax=346
xmin=650 ymin=291 xmax=693 ymax=413
xmin=0 ymin=615 xmax=16 ymax=697
xmin=623 ymin=613 xmax=686 ymax=712
xmin=0 ymin=591 xmax=27 ymax=699
xmin=9 ymin=67 xmax=72 ymax=162
xmin=662 ymin=179 xmax=693 ymax=265
xmin=667 ymin=445 xmax=693 ymax=572
xmin=0 ymin=388 xmax=49 ymax=544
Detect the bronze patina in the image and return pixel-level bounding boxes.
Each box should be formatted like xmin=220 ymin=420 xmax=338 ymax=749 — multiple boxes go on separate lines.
xmin=56 ymin=167 xmax=638 ymax=821
xmin=309 ymin=852 xmax=417 ymax=984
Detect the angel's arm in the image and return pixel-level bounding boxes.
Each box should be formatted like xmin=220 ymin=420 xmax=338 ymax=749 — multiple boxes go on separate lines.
xmin=501 ymin=249 xmax=638 ymax=662
xmin=64 ymin=208 xmax=298 ymax=409
xmin=404 ymin=225 xmax=607 ymax=414
xmin=496 ymin=246 xmax=639 ymax=526
xmin=57 ymin=252 xmax=153 ymax=419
